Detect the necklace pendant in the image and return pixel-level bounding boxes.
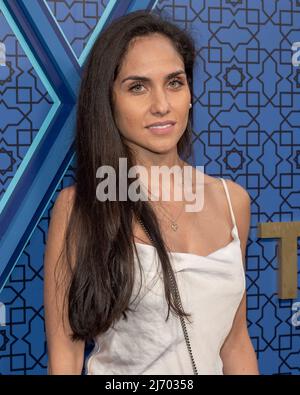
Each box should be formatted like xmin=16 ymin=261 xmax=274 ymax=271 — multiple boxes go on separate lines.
xmin=171 ymin=222 xmax=178 ymax=231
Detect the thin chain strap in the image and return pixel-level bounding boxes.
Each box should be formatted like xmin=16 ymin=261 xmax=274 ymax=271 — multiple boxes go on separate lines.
xmin=137 ymin=216 xmax=199 ymax=375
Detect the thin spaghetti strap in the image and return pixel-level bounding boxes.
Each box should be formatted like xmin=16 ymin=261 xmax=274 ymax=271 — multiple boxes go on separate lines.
xmin=218 ymin=178 xmax=237 ymax=228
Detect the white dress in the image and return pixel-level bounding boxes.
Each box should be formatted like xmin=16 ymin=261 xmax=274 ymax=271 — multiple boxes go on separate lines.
xmin=85 ymin=177 xmax=246 ymax=375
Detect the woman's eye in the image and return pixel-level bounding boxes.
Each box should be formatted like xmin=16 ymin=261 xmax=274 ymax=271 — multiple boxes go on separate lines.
xmin=129 ymin=79 xmax=184 ymax=93
xmin=169 ymin=79 xmax=184 ymax=88
xmin=130 ymin=84 xmax=144 ymax=93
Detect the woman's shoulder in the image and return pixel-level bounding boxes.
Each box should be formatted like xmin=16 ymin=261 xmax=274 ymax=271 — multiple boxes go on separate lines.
xmin=50 ymin=185 xmax=77 ymax=227
xmin=56 ymin=184 xmax=77 ymax=206
xmin=218 ymin=177 xmax=251 ymax=260
xmin=191 ymin=165 xmax=250 ymax=205
xmin=191 ymin=166 xmax=251 ymax=222
xmin=220 ymin=177 xmax=251 ymax=209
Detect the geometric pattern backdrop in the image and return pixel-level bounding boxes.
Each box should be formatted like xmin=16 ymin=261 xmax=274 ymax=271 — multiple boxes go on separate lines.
xmin=0 ymin=0 xmax=299 ymax=375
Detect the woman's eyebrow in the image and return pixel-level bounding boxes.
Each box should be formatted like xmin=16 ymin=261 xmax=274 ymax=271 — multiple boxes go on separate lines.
xmin=121 ymin=69 xmax=186 ymax=84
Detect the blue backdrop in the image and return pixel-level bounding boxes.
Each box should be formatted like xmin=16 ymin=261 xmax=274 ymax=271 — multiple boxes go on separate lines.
xmin=0 ymin=0 xmax=299 ymax=375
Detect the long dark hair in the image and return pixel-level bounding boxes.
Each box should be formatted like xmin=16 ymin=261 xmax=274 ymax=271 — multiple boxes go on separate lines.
xmin=59 ymin=9 xmax=196 ymax=342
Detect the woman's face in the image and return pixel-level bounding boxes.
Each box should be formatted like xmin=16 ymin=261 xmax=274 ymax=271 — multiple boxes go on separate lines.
xmin=112 ymin=33 xmax=191 ymax=158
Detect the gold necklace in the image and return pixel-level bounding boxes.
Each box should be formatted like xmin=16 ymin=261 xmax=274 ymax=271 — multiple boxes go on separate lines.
xmin=155 ymin=201 xmax=185 ymax=231
xmin=140 ymin=180 xmax=186 ymax=232
xmin=137 ymin=159 xmax=188 ymax=231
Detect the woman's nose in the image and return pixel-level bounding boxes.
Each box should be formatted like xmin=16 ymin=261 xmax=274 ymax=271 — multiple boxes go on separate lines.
xmin=150 ymin=88 xmax=170 ymax=114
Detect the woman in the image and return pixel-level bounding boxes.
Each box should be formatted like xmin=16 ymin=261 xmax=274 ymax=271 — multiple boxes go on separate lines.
xmin=44 ymin=10 xmax=259 ymax=375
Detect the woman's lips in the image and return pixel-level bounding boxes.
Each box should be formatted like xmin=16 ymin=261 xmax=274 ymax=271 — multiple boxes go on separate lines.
xmin=146 ymin=123 xmax=176 ymax=135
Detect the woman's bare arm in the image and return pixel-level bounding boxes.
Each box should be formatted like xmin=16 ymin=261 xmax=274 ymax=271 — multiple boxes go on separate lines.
xmin=220 ymin=181 xmax=260 ymax=375
xmin=44 ymin=186 xmax=85 ymax=374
